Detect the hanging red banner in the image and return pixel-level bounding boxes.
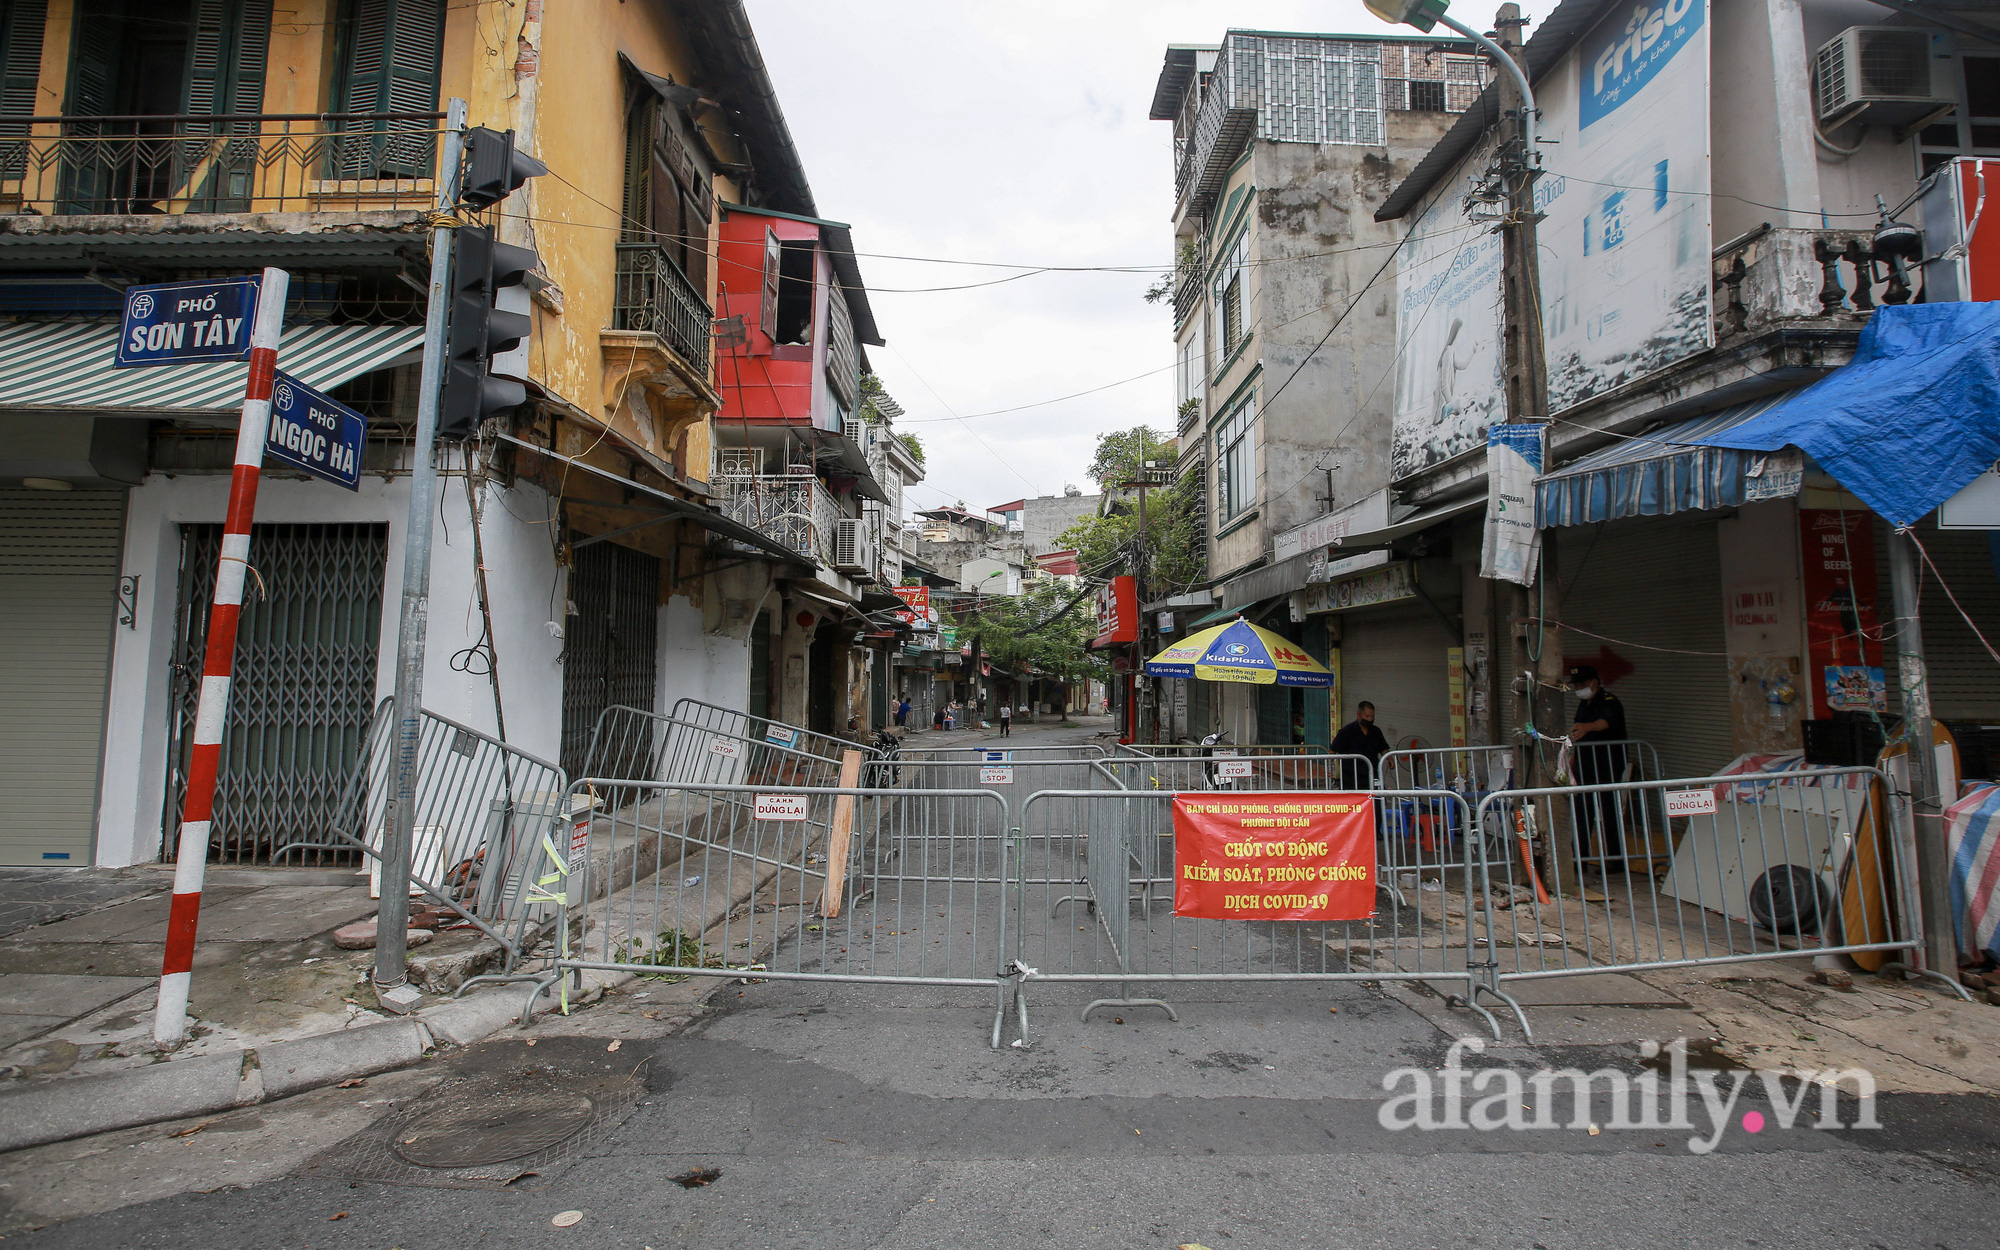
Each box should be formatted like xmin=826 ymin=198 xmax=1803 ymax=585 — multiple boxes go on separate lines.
xmin=1172 ymin=792 xmax=1376 ymax=921
xmin=1798 ymin=508 xmax=1883 ymax=719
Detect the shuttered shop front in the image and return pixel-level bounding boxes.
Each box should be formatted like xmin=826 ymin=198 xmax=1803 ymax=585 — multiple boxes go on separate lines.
xmin=0 ymin=489 xmax=125 ymax=866
xmin=1876 ymin=517 xmax=2000 ymax=724
xmin=1559 ymin=516 xmax=1733 ymax=780
xmin=1335 ymin=603 xmax=1454 ymax=751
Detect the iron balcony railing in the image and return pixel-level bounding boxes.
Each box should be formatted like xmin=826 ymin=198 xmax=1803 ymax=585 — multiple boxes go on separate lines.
xmin=614 ymin=241 xmax=713 ymax=375
xmin=0 ymin=112 xmax=446 ymax=216
xmin=710 ymin=472 xmax=840 ymax=568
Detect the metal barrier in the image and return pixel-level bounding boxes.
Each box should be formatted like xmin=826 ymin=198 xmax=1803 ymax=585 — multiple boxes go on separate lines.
xmin=1378 ymin=745 xmax=1515 ymax=794
xmin=1102 ymin=750 xmax=1378 ymax=795
xmin=276 ymin=698 xmax=570 ymax=974
xmin=584 ymin=704 xmax=849 ymax=789
xmin=669 ymin=697 xmax=854 ymax=763
xmin=541 ymin=779 xmax=1016 ymax=1041
xmin=1011 ymin=787 xmax=1501 ymax=1041
xmin=1471 ymin=766 xmax=1927 ymax=1035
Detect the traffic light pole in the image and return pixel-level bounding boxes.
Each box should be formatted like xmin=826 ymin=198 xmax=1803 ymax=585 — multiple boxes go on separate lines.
xmin=374 ymin=97 xmax=467 ymax=1010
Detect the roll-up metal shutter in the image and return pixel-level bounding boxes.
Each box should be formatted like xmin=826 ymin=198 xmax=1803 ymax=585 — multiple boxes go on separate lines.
xmin=1876 ymin=517 xmax=2000 ymax=723
xmin=1558 ymin=516 xmax=1731 ymax=780
xmin=0 ymin=488 xmax=125 ymax=866
xmin=1334 ymin=603 xmax=1454 ymax=751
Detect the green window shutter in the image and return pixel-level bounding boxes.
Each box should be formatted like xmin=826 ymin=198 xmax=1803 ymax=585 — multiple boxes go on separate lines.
xmin=60 ymin=0 xmax=111 ymax=117
xmin=338 ymin=0 xmax=442 ymax=115
xmin=621 ymin=96 xmax=654 ymax=244
xmin=0 ymin=0 xmax=45 ymax=177
xmin=0 ymin=0 xmax=46 ymax=119
xmin=185 ymin=0 xmax=271 ymax=123
xmin=332 ymin=0 xmax=442 ymax=177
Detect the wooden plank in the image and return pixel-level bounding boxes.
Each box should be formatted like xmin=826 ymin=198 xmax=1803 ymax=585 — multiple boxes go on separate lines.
xmin=820 ymin=749 xmax=864 ymax=918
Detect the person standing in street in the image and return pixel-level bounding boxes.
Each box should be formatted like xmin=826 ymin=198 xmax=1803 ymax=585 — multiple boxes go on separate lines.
xmin=1566 ymin=664 xmax=1629 ymax=866
xmin=998 ymin=701 xmax=1012 ymax=736
xmin=1331 ymin=701 xmax=1389 ymax=789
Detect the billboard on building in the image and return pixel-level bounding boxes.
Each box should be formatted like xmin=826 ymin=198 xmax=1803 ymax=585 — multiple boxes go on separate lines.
xmin=1389 ymin=136 xmax=1506 ymax=481
xmin=1535 ymin=0 xmax=1713 ymax=411
xmin=1390 ymin=0 xmax=1712 ymax=475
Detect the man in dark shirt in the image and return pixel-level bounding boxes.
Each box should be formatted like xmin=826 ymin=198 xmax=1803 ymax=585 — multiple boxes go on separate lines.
xmin=1331 ymin=700 xmax=1389 ymax=789
xmin=1566 ymin=664 xmax=1629 ymax=864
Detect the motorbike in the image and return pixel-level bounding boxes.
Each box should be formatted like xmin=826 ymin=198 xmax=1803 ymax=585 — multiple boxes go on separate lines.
xmin=868 ymin=727 xmax=902 ymax=787
xmin=1198 ymin=731 xmax=1232 ymax=790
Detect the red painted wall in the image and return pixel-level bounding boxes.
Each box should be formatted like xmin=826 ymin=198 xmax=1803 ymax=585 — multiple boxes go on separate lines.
xmin=716 ymin=209 xmax=819 ymax=426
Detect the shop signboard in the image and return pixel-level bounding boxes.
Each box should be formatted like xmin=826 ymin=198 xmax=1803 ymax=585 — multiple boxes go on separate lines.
xmin=1301 ymin=562 xmax=1416 ymax=615
xmin=1093 ymin=575 xmax=1138 ymax=646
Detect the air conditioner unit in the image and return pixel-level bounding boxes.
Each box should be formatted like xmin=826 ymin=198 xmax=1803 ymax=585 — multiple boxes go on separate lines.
xmin=1813 ymin=27 xmax=1953 ymax=131
xmin=832 ymin=516 xmax=876 ymax=575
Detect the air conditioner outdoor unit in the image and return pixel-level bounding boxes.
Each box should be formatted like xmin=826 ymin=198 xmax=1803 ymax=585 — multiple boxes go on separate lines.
xmin=832 ymin=516 xmax=875 ymax=575
xmin=1814 ymin=27 xmax=1953 ymax=131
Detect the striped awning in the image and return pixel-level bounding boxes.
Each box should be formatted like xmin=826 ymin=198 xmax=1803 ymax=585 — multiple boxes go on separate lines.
xmin=1535 ymin=392 xmax=1802 ymax=528
xmin=0 ymin=320 xmax=423 ymax=415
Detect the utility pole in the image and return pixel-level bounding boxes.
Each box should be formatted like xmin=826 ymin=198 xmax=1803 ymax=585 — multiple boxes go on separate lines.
xmin=1886 ymin=534 xmax=1955 ymax=977
xmin=373 ymin=99 xmax=468 ymax=1013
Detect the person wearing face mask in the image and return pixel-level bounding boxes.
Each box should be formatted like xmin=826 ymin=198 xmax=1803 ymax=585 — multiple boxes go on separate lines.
xmin=1566 ymin=664 xmax=1628 ymax=866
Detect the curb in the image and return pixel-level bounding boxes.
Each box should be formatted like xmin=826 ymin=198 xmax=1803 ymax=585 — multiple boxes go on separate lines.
xmin=0 ymin=989 xmax=528 ymax=1155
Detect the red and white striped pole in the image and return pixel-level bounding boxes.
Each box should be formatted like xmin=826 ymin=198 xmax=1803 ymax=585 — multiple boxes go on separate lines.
xmin=153 ymin=267 xmax=289 ymax=1050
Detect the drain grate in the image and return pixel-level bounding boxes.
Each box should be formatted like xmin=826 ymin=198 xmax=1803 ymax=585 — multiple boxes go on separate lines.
xmin=298 ymin=1040 xmax=649 ymax=1191
xmin=393 ymin=1092 xmax=598 ymax=1168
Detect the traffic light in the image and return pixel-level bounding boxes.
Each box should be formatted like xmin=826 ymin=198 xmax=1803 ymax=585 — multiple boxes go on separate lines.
xmin=437 ymin=226 xmax=538 ymax=439
xmin=460 ymin=127 xmax=548 ymax=210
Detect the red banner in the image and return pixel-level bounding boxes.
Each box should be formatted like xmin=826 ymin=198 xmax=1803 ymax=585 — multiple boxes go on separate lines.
xmin=891 ymin=584 xmax=932 ymax=626
xmin=1093 ymin=575 xmax=1137 ymax=646
xmin=1798 ymin=508 xmax=1882 ymax=718
xmin=1173 ymin=792 xmax=1376 ymax=921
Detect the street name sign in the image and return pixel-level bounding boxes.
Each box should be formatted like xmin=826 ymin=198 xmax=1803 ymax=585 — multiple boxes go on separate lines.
xmin=116 ymin=277 xmax=261 ymax=366
xmin=265 ymin=372 xmax=364 ymax=490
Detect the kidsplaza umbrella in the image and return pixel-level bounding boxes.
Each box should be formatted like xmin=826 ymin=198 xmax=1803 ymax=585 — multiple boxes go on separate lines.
xmin=1144 ymin=616 xmax=1332 ymax=686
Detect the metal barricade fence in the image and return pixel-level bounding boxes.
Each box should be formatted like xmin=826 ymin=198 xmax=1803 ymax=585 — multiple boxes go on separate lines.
xmin=669 ymin=697 xmax=853 ymax=763
xmin=275 ymin=698 xmax=570 ymax=973
xmin=1471 ymin=766 xmax=1916 ymax=1035
xmin=584 ymin=704 xmax=849 ymax=790
xmin=542 ymin=779 xmax=1017 ymax=1042
xmin=1378 ymin=745 xmax=1516 ymax=794
xmin=1011 ymin=787 xmax=1501 ymax=1040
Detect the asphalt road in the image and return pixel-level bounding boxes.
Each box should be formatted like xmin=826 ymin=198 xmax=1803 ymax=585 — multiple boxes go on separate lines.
xmin=10 ymin=972 xmax=1999 ymax=1249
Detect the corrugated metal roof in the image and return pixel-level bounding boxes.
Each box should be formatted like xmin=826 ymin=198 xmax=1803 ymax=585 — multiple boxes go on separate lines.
xmin=1375 ymin=0 xmax=1623 ymax=222
xmin=0 ymin=321 xmax=421 ymax=414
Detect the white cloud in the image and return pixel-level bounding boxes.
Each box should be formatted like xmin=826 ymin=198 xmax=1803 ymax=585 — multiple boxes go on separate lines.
xmin=745 ymin=0 xmax=1567 ymax=514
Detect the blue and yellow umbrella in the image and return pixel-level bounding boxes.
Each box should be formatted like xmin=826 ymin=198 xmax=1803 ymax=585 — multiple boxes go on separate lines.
xmin=1144 ymin=617 xmax=1333 ymax=687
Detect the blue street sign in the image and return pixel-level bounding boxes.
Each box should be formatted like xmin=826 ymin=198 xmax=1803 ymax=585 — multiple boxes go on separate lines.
xmin=265 ymin=372 xmax=365 ymax=490
xmin=115 ymin=277 xmax=261 ymax=367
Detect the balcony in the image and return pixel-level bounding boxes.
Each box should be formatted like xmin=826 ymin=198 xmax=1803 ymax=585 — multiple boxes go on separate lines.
xmin=711 ymin=472 xmax=840 ymax=569
xmin=614 ymin=241 xmax=712 ymax=377
xmin=0 ymin=112 xmax=444 ymax=216
xmin=1711 ymin=225 xmax=1913 ymax=343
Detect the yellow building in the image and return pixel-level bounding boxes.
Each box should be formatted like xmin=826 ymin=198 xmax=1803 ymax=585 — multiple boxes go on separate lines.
xmin=0 ymin=0 xmax=902 ymax=868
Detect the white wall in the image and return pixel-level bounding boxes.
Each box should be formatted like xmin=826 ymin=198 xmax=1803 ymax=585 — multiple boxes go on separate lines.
xmin=656 ymin=592 xmax=751 ymax=721
xmin=95 ymin=466 xmax=565 ymax=867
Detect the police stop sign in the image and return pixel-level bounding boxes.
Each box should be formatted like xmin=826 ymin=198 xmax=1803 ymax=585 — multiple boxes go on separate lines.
xmin=115 ymin=277 xmax=261 ymax=367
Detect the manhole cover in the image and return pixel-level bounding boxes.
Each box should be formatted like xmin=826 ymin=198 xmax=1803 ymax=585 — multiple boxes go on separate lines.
xmin=392 ymin=1092 xmax=597 ymax=1168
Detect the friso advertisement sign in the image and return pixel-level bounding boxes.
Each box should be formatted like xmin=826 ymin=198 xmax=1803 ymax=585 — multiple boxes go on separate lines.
xmin=265 ymin=372 xmax=365 ymax=490
xmin=115 ymin=277 xmax=261 ymax=367
xmin=1536 ymin=0 xmax=1712 ymax=412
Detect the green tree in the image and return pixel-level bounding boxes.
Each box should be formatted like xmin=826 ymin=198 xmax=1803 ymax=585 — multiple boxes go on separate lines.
xmin=965 ymin=580 xmax=1108 ymax=699
xmin=1087 ymin=425 xmax=1174 ymax=491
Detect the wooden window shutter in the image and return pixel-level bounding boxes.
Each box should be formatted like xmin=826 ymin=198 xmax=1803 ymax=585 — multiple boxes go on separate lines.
xmin=185 ymin=0 xmax=272 ymax=126
xmin=62 ymin=0 xmax=115 ymax=117
xmin=0 ymin=0 xmax=45 ymax=175
xmin=621 ymin=96 xmax=654 ymax=243
xmin=761 ymin=228 xmax=781 ymax=343
xmin=337 ymin=0 xmax=442 ymax=117
xmin=333 ymin=0 xmax=443 ymax=177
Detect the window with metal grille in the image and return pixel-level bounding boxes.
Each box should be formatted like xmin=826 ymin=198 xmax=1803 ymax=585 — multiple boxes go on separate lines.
xmin=1214 ymin=396 xmax=1257 ymax=523
xmin=1407 ymin=79 xmax=1446 ymax=112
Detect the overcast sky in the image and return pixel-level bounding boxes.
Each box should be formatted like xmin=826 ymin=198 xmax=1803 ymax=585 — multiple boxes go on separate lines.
xmin=746 ymin=0 xmax=1565 ymax=517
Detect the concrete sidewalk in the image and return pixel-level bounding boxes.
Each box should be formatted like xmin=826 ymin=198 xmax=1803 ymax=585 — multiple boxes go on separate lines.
xmin=0 ymin=863 xmax=571 ymax=1153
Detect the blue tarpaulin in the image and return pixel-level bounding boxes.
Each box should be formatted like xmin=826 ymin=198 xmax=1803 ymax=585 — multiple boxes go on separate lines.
xmin=1536 ymin=392 xmax=1795 ymax=527
xmin=1690 ymin=303 xmax=2000 ymax=527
